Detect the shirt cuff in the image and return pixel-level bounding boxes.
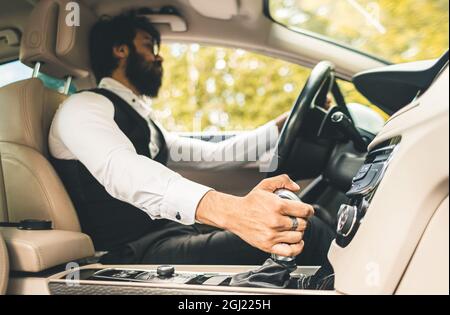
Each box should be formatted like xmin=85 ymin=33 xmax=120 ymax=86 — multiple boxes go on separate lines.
xmin=161 ymin=177 xmax=213 ymax=225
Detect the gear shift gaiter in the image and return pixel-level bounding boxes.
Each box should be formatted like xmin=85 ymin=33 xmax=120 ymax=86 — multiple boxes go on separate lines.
xmin=230 ymin=258 xmax=296 ymax=289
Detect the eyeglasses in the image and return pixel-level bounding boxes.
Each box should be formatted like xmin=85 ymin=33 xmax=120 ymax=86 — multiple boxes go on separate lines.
xmin=152 ymin=41 xmax=161 ymax=57
xmin=139 ymin=39 xmax=161 ymax=57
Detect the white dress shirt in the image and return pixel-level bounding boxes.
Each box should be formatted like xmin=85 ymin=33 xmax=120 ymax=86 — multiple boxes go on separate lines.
xmin=49 ymin=78 xmax=279 ymax=225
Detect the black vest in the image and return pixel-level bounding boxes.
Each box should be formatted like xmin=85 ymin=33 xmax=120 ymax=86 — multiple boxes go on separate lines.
xmin=52 ymin=89 xmax=169 ymax=251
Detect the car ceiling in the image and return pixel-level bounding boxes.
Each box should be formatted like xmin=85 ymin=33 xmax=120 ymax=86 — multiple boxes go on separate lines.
xmin=1 ymin=0 xmax=266 ymax=64
xmin=0 ymin=0 xmax=385 ymax=79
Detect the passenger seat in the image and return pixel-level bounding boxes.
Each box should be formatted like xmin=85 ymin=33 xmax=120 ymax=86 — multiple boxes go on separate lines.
xmin=0 ymin=0 xmax=97 ymax=275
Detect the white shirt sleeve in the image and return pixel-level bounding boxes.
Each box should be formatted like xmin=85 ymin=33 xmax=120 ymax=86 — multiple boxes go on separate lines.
xmin=49 ymin=92 xmax=212 ymax=225
xmin=164 ymin=122 xmax=279 ymax=170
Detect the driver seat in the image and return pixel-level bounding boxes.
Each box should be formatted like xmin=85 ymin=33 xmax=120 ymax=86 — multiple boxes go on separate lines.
xmin=0 ymin=0 xmax=96 ymax=275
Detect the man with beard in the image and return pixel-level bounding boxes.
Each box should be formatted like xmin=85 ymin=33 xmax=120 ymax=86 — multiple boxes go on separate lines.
xmin=49 ymin=12 xmax=335 ymax=266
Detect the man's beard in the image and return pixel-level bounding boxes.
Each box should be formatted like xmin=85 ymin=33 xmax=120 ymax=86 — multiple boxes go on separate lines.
xmin=126 ymin=48 xmax=163 ymax=97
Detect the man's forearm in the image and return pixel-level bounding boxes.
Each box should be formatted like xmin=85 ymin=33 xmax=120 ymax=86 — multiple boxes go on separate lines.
xmin=166 ymin=121 xmax=279 ymax=171
xmin=195 ymin=190 xmax=241 ymax=231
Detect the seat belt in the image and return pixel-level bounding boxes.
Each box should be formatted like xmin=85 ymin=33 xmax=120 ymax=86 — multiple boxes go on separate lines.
xmin=0 ymin=220 xmax=52 ymax=230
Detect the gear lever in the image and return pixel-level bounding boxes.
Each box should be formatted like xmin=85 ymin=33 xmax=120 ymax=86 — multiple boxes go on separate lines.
xmin=230 ymin=188 xmax=335 ymax=290
xmin=230 ymin=189 xmax=302 ymax=288
xmin=271 ymin=189 xmax=302 ymax=271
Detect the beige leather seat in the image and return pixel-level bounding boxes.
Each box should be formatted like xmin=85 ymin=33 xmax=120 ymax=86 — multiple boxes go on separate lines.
xmin=0 ymin=0 xmax=97 ymax=273
xmin=0 ymin=79 xmax=79 ymax=229
xmin=0 ymin=232 xmax=8 ymax=295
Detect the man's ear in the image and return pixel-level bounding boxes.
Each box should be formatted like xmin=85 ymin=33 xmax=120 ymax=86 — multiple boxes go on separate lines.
xmin=112 ymin=44 xmax=129 ymax=60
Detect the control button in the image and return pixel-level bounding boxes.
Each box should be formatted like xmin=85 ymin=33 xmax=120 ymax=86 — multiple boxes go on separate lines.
xmin=353 ymin=164 xmax=372 ymax=182
xmin=358 ymin=169 xmax=378 ymax=187
xmin=157 ymin=265 xmax=175 ymax=278
xmin=348 ymin=169 xmax=378 ymax=195
xmin=359 ymin=164 xmax=372 ymax=173
xmin=337 ymin=204 xmax=358 ymax=237
xmin=374 ymin=154 xmax=391 ymax=163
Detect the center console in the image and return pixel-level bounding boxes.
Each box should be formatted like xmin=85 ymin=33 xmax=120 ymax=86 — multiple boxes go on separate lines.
xmin=45 ymin=264 xmax=323 ymax=295
xmin=336 ymin=137 xmax=401 ymax=247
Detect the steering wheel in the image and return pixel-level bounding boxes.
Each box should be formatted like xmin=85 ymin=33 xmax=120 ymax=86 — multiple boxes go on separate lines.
xmin=266 ymin=61 xmax=336 ymax=177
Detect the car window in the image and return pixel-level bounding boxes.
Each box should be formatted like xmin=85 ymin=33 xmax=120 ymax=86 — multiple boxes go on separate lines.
xmin=0 ymin=60 xmax=77 ymax=94
xmin=151 ymin=44 xmax=311 ymax=132
xmin=268 ymin=0 xmax=449 ymax=63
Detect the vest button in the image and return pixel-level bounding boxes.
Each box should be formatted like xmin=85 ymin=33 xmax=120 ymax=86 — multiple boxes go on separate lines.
xmin=176 ymin=212 xmax=182 ymax=221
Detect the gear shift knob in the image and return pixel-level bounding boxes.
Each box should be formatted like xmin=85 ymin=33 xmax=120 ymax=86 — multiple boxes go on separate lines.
xmin=271 ymin=189 xmax=302 ymax=268
xmin=230 ymin=189 xmax=302 ymax=288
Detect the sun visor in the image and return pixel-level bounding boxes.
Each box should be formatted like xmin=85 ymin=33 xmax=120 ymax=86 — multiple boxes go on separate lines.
xmin=189 ymin=0 xmax=239 ymax=20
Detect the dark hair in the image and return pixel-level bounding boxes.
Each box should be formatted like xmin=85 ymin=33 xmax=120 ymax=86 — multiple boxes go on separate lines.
xmin=89 ymin=11 xmax=161 ymax=83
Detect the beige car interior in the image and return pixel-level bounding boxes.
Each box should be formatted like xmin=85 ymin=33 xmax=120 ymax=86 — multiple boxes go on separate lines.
xmin=0 ymin=0 xmax=448 ymax=295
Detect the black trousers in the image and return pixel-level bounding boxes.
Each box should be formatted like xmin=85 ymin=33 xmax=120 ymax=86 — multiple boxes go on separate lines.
xmin=101 ymin=216 xmax=336 ymax=266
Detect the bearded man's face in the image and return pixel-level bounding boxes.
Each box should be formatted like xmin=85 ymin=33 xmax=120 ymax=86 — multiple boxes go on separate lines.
xmin=126 ymin=29 xmax=163 ymax=97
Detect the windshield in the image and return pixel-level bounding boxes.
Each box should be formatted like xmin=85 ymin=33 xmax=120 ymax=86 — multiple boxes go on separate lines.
xmin=268 ymin=0 xmax=449 ymax=63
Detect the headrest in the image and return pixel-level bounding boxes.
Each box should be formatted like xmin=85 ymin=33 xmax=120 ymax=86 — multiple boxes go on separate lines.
xmin=20 ymin=0 xmax=97 ymax=79
xmin=0 ymin=78 xmax=67 ymax=154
